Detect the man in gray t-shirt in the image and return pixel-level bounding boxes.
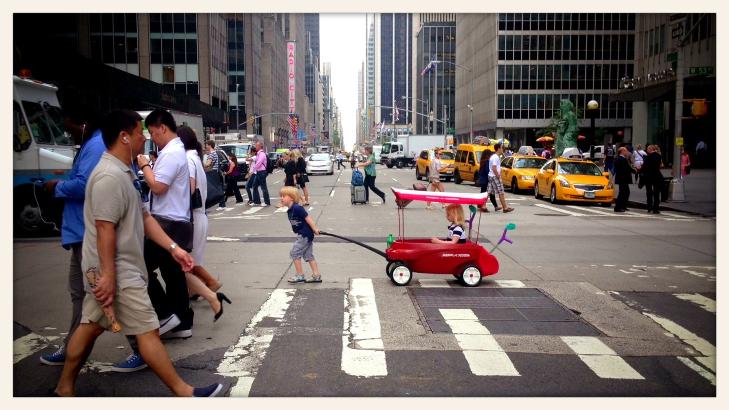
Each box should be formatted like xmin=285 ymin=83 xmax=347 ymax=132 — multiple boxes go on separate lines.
xmin=54 ymin=110 xmax=223 ymax=397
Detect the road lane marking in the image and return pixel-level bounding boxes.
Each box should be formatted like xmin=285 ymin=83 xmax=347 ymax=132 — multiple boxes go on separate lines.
xmin=440 ymin=308 xmax=520 ymax=376
xmin=207 ymin=236 xmax=241 ymax=242
xmin=565 ymin=205 xmax=615 ymax=216
xmin=642 ymin=313 xmax=715 ymax=360
xmin=341 ymin=278 xmax=387 ymax=377
xmin=483 ymin=279 xmax=526 ymax=288
xmin=533 ymin=203 xmax=585 ymax=216
xmin=561 ymin=336 xmax=644 ymax=379
xmin=243 ymin=206 xmax=264 ymax=215
xmin=391 ymin=178 xmax=398 ymax=182
xmin=677 ymin=357 xmax=716 ymax=386
xmin=13 ymin=332 xmax=59 ymax=364
xmin=274 ymin=206 xmax=289 ymax=213
xmin=660 ymin=211 xmax=693 ymax=219
xmin=330 ymin=189 xmax=335 ymax=197
xmin=217 ymin=289 xmax=295 ymax=397
xmin=673 ymin=293 xmax=716 ymax=313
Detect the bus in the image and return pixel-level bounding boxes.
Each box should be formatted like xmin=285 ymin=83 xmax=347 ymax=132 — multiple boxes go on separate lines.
xmin=13 ymin=74 xmax=74 ymax=237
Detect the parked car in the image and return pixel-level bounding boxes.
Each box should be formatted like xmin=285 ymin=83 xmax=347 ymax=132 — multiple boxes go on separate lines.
xmin=306 ymin=153 xmax=334 ymax=175
xmin=415 ymin=149 xmax=456 ymax=182
xmin=533 ymin=157 xmax=614 ymax=206
xmin=500 ymin=155 xmax=547 ymax=193
xmin=268 ymin=152 xmax=284 ymax=169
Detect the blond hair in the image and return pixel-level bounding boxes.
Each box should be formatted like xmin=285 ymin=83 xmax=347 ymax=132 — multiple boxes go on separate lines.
xmin=279 ymin=186 xmax=300 ymax=203
xmin=445 ymin=204 xmax=465 ymax=226
xmin=291 ymin=149 xmax=301 ymax=160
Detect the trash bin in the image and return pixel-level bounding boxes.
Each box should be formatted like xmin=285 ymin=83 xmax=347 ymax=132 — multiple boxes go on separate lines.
xmin=661 ymin=176 xmax=673 ymax=202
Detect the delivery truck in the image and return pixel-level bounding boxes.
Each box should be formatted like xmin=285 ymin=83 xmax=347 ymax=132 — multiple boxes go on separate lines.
xmin=380 ymin=134 xmax=445 ymax=168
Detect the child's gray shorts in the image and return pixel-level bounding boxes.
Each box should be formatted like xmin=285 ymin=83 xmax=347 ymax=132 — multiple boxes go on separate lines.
xmin=290 ymin=235 xmax=315 ymax=261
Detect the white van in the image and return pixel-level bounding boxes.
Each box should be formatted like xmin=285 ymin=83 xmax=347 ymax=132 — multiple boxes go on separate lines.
xmin=13 ymin=74 xmax=74 ymax=236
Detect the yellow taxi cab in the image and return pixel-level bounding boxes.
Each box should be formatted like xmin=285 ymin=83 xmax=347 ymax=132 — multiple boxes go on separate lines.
xmin=534 ymin=157 xmax=614 ymax=206
xmin=500 ymin=155 xmax=548 ymax=193
xmin=415 ymin=149 xmax=456 ymax=182
xmin=453 ymin=143 xmax=495 ymax=184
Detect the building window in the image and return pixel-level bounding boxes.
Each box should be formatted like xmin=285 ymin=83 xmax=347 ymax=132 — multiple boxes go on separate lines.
xmin=150 ymin=14 xmax=160 ymax=33
xmin=163 ymin=65 xmax=175 ymax=83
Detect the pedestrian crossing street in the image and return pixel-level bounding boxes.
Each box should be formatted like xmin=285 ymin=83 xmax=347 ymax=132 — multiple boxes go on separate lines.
xmin=213 ymin=278 xmax=716 ymax=396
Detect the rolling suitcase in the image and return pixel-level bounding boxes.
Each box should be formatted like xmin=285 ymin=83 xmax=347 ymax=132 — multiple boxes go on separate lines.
xmin=351 ymin=184 xmax=367 ymax=204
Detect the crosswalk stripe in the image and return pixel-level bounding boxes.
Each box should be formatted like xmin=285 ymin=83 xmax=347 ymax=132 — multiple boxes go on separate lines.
xmin=341 ymin=278 xmax=387 ymax=377
xmin=217 ymin=289 xmax=296 ymax=397
xmin=660 ymin=211 xmax=693 ymax=219
xmin=418 ymin=278 xmax=453 ymax=287
xmin=274 ymin=206 xmax=289 ymax=213
xmin=566 ymin=205 xmax=615 ymax=216
xmin=677 ymin=357 xmax=716 ymax=386
xmin=440 ymin=308 xmax=520 ymax=376
xmin=673 ymin=293 xmax=716 ymax=313
xmin=561 ymin=336 xmax=644 ymax=379
xmin=330 ymin=189 xmax=335 ymax=197
xmin=13 ymin=332 xmax=59 ymax=364
xmin=243 ymin=206 xmax=264 ymax=215
xmin=643 ymin=313 xmax=715 ymax=361
xmin=485 ymin=279 xmax=526 ymax=288
xmin=533 ymin=203 xmax=585 ymax=216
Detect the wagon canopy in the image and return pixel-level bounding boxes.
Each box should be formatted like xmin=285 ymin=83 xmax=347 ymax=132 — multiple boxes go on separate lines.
xmin=391 ymin=187 xmax=490 ymax=207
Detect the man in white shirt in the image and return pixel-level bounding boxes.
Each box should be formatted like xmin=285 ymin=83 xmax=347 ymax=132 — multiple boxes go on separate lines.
xmin=487 ymin=143 xmax=514 ymax=213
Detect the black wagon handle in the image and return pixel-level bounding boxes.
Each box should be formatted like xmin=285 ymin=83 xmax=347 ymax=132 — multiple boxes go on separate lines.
xmin=318 ymin=231 xmax=388 ymax=259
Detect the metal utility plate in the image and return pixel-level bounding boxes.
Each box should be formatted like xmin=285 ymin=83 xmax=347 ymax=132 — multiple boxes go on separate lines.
xmin=409 ymin=287 xmax=601 ymax=336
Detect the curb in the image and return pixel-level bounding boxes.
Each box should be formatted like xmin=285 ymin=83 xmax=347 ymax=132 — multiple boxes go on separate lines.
xmin=626 ymin=200 xmax=714 ymax=218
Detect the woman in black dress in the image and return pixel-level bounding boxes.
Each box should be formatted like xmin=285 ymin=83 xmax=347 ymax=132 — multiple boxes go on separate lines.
xmin=283 ymin=152 xmax=298 ymax=187
xmin=293 ymin=149 xmax=310 ymax=205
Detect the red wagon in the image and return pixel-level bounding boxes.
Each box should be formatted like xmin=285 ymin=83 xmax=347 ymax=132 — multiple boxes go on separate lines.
xmin=384 ymin=187 xmax=500 ymax=287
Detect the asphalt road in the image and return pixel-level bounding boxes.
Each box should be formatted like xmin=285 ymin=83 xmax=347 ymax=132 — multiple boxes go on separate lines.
xmin=13 ymin=164 xmax=716 ymax=396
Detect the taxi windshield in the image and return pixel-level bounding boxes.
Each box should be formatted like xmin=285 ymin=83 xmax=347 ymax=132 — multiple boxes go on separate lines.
xmin=439 ymin=151 xmax=455 ymax=160
xmin=514 ymin=158 xmax=546 ymax=168
xmin=558 ymin=162 xmax=602 ymax=176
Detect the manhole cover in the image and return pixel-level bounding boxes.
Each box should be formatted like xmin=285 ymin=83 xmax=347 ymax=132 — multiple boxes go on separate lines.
xmin=408 ymin=287 xmax=601 ymax=336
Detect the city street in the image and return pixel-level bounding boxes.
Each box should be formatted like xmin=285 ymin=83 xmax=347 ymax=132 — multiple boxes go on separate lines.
xmin=13 ymin=164 xmax=716 ymax=396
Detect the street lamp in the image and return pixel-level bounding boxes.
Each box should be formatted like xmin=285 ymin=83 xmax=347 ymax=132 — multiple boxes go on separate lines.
xmin=586 ymin=99 xmax=599 ymax=159
xmin=402 ymin=95 xmax=430 ymax=134
xmin=431 ymin=60 xmax=473 ymax=143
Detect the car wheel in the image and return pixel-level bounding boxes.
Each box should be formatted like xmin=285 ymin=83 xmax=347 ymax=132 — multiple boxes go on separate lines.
xmin=386 ymin=163 xmax=394 ymax=169
xmin=396 ymin=160 xmax=403 ymax=169
xmin=534 ymin=182 xmax=542 ymax=199
xmin=415 ymin=167 xmax=421 ymax=180
xmin=460 ymin=264 xmax=482 ymax=287
xmin=454 ymin=170 xmax=463 ymax=184
xmin=389 ymin=262 xmax=412 ymax=286
xmin=550 ymin=185 xmax=558 ymax=204
xmin=511 ymin=177 xmax=519 ymax=194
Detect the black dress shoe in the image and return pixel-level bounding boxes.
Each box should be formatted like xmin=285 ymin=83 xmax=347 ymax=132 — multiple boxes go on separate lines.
xmin=214 ymin=292 xmax=232 ymax=322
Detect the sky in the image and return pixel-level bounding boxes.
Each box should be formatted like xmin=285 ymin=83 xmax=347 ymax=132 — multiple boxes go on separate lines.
xmin=319 ymin=14 xmax=366 ymax=151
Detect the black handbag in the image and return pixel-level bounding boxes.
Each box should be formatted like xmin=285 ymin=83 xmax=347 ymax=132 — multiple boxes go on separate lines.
xmin=205 ymin=169 xmax=225 ymax=209
xmin=190 ymin=162 xmax=204 ymax=209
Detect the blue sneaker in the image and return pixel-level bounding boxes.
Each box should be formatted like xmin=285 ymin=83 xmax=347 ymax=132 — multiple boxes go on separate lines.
xmin=40 ymin=347 xmax=65 ymax=366
xmin=111 ymin=353 xmax=147 ymax=373
xmin=193 ymin=383 xmax=224 ymax=397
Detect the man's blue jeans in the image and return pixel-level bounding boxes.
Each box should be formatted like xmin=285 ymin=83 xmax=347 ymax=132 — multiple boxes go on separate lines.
xmin=251 ymin=171 xmax=271 ymax=205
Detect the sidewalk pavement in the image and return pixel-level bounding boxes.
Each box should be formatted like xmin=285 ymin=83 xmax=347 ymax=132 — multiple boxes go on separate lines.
xmin=624 ymin=168 xmax=716 ymax=217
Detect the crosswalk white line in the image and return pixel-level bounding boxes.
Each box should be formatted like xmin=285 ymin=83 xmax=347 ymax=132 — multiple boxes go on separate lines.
xmin=660 ymin=211 xmax=693 ymax=219
xmin=341 ymin=278 xmax=387 ymax=377
xmin=561 ymin=336 xmax=644 ymax=379
xmin=13 ymin=332 xmax=59 ymax=364
xmin=483 ymin=279 xmax=526 ymax=288
xmin=274 ymin=206 xmax=289 ymax=213
xmin=566 ymin=205 xmax=615 ymax=216
xmin=440 ymin=308 xmax=520 ymax=376
xmin=330 ymin=189 xmax=335 ymax=197
xmin=243 ymin=206 xmax=264 ymax=215
xmin=533 ymin=203 xmax=585 ymax=216
xmin=643 ymin=313 xmax=715 ymax=365
xmin=677 ymin=357 xmax=716 ymax=386
xmin=217 ymin=289 xmax=296 ymax=397
xmin=673 ymin=293 xmax=716 ymax=313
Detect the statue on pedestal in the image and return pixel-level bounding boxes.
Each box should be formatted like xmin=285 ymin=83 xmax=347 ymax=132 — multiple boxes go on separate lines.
xmin=555 ymin=99 xmax=578 ymax=157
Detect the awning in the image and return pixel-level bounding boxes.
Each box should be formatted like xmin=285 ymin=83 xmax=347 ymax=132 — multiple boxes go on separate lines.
xmin=610 ymin=80 xmax=676 ymax=102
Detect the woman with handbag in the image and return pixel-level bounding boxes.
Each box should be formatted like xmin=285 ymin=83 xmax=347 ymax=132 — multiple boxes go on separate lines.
xmin=293 ymin=149 xmax=310 ymax=206
xmin=179 ymin=126 xmax=229 ymax=322
xmin=223 ymin=152 xmax=244 ymax=205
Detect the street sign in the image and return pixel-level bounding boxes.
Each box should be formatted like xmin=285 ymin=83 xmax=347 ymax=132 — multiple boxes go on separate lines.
xmin=675 ymin=137 xmax=684 ymax=146
xmin=689 ymin=66 xmax=714 ymax=76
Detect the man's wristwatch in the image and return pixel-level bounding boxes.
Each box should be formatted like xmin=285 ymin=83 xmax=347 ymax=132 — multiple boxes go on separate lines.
xmin=168 ymin=242 xmax=178 ymax=252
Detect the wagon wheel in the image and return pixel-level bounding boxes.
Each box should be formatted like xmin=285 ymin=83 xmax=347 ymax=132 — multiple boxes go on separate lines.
xmin=389 ymin=262 xmax=412 ymax=286
xmin=460 ymin=264 xmax=482 ymax=287
xmin=385 ymin=261 xmax=396 ymax=278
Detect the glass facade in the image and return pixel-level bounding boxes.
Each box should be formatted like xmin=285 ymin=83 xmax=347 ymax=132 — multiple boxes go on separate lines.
xmin=89 ymin=14 xmax=139 ymax=74
xmin=417 ymin=23 xmax=455 ymax=134
xmin=380 ymin=13 xmax=412 ymax=127
xmin=149 ymin=13 xmax=199 ymax=97
xmin=228 ymin=16 xmax=245 ymax=128
xmin=497 ymin=13 xmax=635 ymax=122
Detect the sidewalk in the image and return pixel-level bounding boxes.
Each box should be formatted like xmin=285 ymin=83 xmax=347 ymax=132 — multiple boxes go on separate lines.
xmin=625 ymin=168 xmax=716 ymax=217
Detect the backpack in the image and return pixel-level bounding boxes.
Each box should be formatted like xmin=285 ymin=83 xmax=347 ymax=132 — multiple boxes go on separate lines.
xmin=266 ymin=156 xmax=275 ymax=174
xmin=351 ymin=169 xmax=365 ymax=186
xmin=216 ymin=150 xmax=230 ymax=174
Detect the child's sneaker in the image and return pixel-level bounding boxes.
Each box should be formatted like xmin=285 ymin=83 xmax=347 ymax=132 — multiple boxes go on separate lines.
xmin=287 ymin=275 xmax=305 ymax=283
xmin=305 ymin=276 xmax=322 ymax=283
